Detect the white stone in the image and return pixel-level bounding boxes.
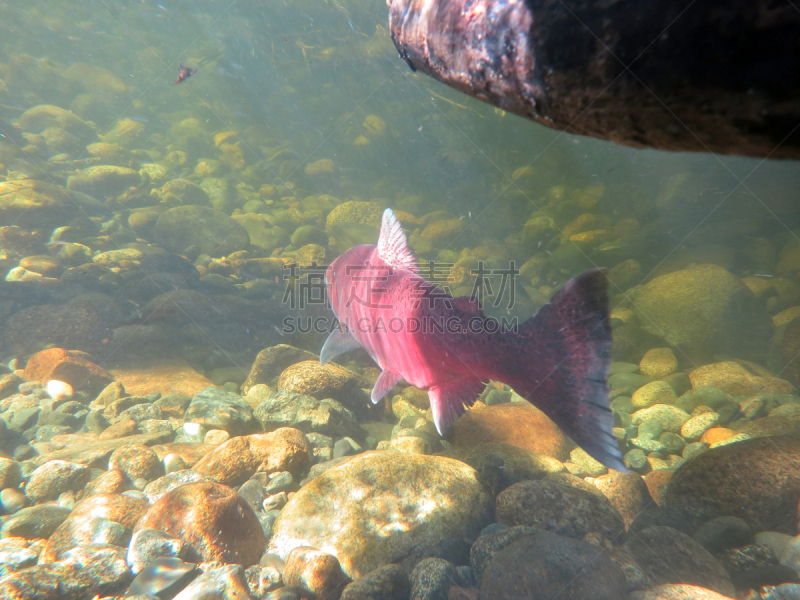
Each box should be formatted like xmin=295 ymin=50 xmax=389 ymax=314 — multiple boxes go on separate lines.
xmin=182 ymin=422 xmax=202 ymax=436
xmin=46 ymin=380 xmax=73 ymax=401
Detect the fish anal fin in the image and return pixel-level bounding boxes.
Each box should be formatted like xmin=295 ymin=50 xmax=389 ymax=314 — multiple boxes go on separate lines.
xmin=320 ymin=326 xmax=361 ymax=366
xmin=428 ymin=378 xmax=484 ymax=436
xmin=377 ymin=208 xmax=418 ymax=273
xmin=371 ymin=369 xmax=402 ymax=404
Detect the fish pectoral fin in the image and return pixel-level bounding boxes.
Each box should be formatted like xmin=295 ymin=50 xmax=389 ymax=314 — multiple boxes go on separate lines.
xmin=428 ymin=378 xmax=485 ymax=436
xmin=371 ymin=369 xmax=402 ymax=404
xmin=320 ymin=326 xmax=361 ymax=365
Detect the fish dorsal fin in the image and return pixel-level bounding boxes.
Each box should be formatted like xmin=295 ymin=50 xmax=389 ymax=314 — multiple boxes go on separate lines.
xmin=377 ymin=208 xmax=418 ymax=273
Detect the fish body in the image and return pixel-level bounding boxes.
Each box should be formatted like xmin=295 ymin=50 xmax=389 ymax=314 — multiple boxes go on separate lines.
xmin=322 ymin=208 xmax=625 ymax=471
xmin=174 ymin=63 xmax=196 ymax=84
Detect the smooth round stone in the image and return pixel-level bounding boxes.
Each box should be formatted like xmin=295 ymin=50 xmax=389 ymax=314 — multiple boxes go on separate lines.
xmin=337 ymin=564 xmax=407 ymax=600
xmin=496 ymin=480 xmax=624 ymax=541
xmin=0 ymin=504 xmax=71 ymax=539
xmin=109 ymin=443 xmax=165 ymax=483
xmin=409 ymin=557 xmax=457 ymax=600
xmin=624 ymin=449 xmax=648 ymax=472
xmin=625 ymin=526 xmax=734 ymax=596
xmin=681 ymin=411 xmax=721 ymax=442
xmin=192 ymin=429 xmax=311 ymax=487
xmin=162 ymin=453 xmax=187 ymax=474
xmin=630 ymin=436 xmax=667 ymax=453
xmin=632 ymin=381 xmax=678 ymax=409
xmin=184 ymin=387 xmax=256 ymax=437
xmin=609 ymin=373 xmax=652 ymax=394
xmin=237 ymin=479 xmax=267 ymax=513
xmin=25 ymin=459 xmax=90 ymax=503
xmin=633 ymin=265 xmax=772 ymax=359
xmin=631 ymin=404 xmax=691 ymax=433
xmin=127 ymin=528 xmax=185 ymax=575
xmin=269 ymin=452 xmax=494 ymax=578
xmin=204 ymin=429 xmax=230 ymax=445
xmin=479 ymin=530 xmax=628 ymax=599
xmin=276 ymin=362 xmax=364 ymax=413
xmin=638 ymin=419 xmax=664 ymax=439
xmin=639 ymin=348 xmax=679 ymax=379
xmin=143 ymin=469 xmax=216 ymax=505
xmin=659 ymin=432 xmax=686 ymax=455
xmin=590 ymin=471 xmax=654 ymax=529
xmin=682 ymin=442 xmax=709 ymax=460
xmin=0 ymin=459 xmax=22 ymax=490
xmin=126 ymin=557 xmax=197 ymax=597
xmin=169 ymin=564 xmax=251 ymax=600
xmin=84 ymin=469 xmax=129 ymax=497
xmin=0 ymin=488 xmax=27 ymax=514
xmin=692 ymin=516 xmax=753 ymax=553
xmin=263 ymin=492 xmax=287 ymax=512
xmin=135 ymin=482 xmax=266 ymax=566
xmin=291 ymin=225 xmax=328 ymax=248
xmin=442 ymin=443 xmax=564 ymax=492
xmin=452 ymin=402 xmax=570 ymax=461
xmin=41 ymin=493 xmax=149 ymax=562
xmin=254 ymin=390 xmax=362 ymax=439
xmin=283 ymin=547 xmax=347 ymax=600
xmin=663 ymin=435 xmax=800 ymax=534
xmin=45 ymin=380 xmax=73 ymax=401
xmin=568 ymin=447 xmax=606 ymax=477
xmin=264 ymin=471 xmax=294 ymax=493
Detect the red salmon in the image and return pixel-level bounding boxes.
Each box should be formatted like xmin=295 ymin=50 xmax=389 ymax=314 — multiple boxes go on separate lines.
xmin=322 ymin=208 xmax=625 ymax=471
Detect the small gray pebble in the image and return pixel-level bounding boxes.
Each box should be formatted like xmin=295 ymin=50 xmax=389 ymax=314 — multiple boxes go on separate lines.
xmin=238 ymin=479 xmax=267 ymax=513
xmin=265 ymin=471 xmax=293 ymax=493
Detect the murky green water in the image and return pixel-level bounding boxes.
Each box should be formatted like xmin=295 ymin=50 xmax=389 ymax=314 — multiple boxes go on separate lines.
xmin=1 ymin=0 xmax=800 ymax=598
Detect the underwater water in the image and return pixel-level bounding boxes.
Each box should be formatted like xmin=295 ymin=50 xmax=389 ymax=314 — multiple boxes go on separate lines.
xmin=0 ymin=0 xmax=800 ymax=598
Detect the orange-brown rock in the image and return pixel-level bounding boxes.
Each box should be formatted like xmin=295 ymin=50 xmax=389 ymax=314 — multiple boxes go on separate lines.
xmin=193 ymin=428 xmax=311 ymax=485
xmin=591 ymin=471 xmax=654 ymax=528
xmin=109 ymin=359 xmax=214 ymax=397
xmin=23 ymin=348 xmax=113 ymax=393
xmin=662 ymin=435 xmax=800 ymax=534
xmin=689 ymin=362 xmax=794 ymax=397
xmin=135 ymin=481 xmax=265 ymax=566
xmin=83 ymin=468 xmax=129 ymax=496
xmin=98 ymin=418 xmax=138 ymax=440
xmin=284 ymin=547 xmax=348 ymax=600
xmin=108 ymin=443 xmax=164 ymax=482
xmin=453 ymin=402 xmax=570 ymax=461
xmin=242 ymin=344 xmax=319 ymax=394
xmin=41 ymin=492 xmax=149 ymax=562
xmin=643 ymin=469 xmax=675 ymax=506
xmin=700 ymin=427 xmax=735 ymax=446
xmin=151 ymin=442 xmax=214 ymax=467
xmin=278 ymin=361 xmax=360 ymax=401
xmin=31 ymin=431 xmax=170 ymax=467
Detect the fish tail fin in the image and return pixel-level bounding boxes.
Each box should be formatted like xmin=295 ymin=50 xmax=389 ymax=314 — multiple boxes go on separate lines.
xmin=513 ymin=268 xmax=626 ymax=472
